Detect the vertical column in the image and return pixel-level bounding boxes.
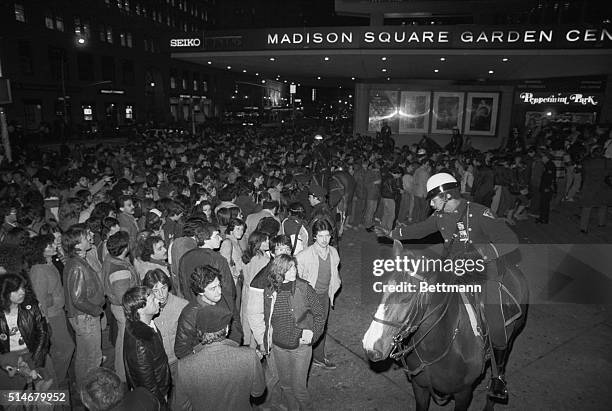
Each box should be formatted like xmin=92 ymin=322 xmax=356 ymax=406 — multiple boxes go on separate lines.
xmin=598 ymin=74 xmax=612 ymax=123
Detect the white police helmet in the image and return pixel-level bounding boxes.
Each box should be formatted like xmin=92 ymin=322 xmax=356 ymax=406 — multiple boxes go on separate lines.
xmin=426 ymin=173 xmax=459 ymax=200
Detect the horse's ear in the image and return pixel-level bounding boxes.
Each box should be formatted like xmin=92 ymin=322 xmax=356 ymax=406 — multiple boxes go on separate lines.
xmin=393 ymin=240 xmax=404 ymax=256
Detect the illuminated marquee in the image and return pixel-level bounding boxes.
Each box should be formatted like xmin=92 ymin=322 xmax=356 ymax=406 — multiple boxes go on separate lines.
xmin=170 ymin=25 xmax=612 ymax=52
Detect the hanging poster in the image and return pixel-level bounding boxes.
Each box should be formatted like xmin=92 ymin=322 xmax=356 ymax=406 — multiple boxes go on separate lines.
xmin=465 ymin=92 xmax=499 ymax=136
xmin=432 ymin=92 xmax=464 ymax=134
xmin=399 ymin=91 xmax=431 ymax=134
xmin=368 ymin=89 xmax=399 ymax=133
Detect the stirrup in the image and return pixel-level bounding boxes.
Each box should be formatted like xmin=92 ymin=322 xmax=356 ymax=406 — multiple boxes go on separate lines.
xmin=487 ymin=376 xmax=508 ymax=401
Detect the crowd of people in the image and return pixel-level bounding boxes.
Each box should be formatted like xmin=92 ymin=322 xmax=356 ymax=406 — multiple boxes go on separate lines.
xmin=0 ymin=119 xmax=610 ymax=410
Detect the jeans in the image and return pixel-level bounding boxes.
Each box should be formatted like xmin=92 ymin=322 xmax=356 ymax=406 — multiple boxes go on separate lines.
xmin=69 ymin=314 xmax=102 ymax=385
xmin=47 ymin=313 xmax=75 ymax=383
xmin=272 ymin=344 xmax=313 ymax=411
xmin=397 ymin=192 xmax=414 ymax=223
xmin=350 ymin=196 xmax=366 ymax=226
xmin=539 ymin=190 xmax=553 ymax=223
xmin=551 ymin=177 xmax=567 ymax=209
xmin=580 ymin=206 xmax=608 ymax=231
xmin=566 ymin=170 xmax=582 ymax=199
xmin=312 ymin=293 xmax=330 ymax=363
xmin=110 ymin=304 xmax=127 ymax=381
xmin=363 ymin=199 xmax=379 ymax=227
xmin=380 ymin=198 xmax=396 ymax=230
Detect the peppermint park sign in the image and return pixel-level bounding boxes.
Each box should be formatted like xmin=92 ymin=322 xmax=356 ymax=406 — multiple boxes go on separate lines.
xmin=170 ymin=25 xmax=612 ymax=51
xmin=518 ymin=92 xmax=599 ymax=106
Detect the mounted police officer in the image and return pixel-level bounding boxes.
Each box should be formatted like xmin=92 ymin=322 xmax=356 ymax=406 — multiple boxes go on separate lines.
xmin=376 ymin=172 xmax=518 ymax=401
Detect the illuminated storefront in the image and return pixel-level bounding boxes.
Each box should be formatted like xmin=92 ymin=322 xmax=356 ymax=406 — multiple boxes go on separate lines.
xmin=170 ymin=23 xmax=612 ymax=149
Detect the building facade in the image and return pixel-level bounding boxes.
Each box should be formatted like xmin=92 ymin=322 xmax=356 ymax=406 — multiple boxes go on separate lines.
xmin=1 ymin=0 xmax=228 ymax=137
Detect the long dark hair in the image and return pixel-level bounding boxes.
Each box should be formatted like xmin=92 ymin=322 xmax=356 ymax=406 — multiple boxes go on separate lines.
xmin=241 ymin=231 xmax=268 ymax=265
xmin=0 ymin=273 xmax=28 ymax=312
xmin=267 ymin=254 xmax=297 ymax=292
xmin=23 ymin=234 xmax=55 ymax=266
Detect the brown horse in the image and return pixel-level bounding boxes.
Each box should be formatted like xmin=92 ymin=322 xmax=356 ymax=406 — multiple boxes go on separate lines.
xmin=362 ymin=241 xmax=529 ymax=411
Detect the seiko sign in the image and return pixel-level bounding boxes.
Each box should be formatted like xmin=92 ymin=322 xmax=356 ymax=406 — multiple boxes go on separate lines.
xmin=170 ymin=38 xmax=201 ymax=47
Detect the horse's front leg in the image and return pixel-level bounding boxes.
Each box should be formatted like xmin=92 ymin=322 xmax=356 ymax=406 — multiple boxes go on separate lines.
xmin=453 ymin=388 xmax=474 ymax=411
xmin=411 ymin=382 xmax=431 ymax=411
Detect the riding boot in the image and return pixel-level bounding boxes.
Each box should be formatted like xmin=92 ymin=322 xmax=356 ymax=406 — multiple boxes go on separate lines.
xmin=488 ymin=348 xmax=509 ymax=402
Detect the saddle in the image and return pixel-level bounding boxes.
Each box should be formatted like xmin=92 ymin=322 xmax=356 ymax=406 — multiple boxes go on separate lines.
xmin=460 ymin=274 xmax=523 ymax=341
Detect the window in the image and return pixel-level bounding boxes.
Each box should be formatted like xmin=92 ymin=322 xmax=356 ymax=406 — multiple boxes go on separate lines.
xmin=15 ymin=3 xmax=25 ymax=22
xmin=126 ymin=33 xmax=133 ymax=48
xmin=182 ymin=71 xmax=188 ymax=90
xmin=18 ymin=41 xmax=33 ymax=75
xmin=77 ymin=52 xmax=94 ymax=81
xmin=106 ymin=27 xmax=113 ymax=43
xmin=48 ymin=47 xmax=65 ymax=81
xmin=74 ymin=17 xmax=91 ymax=38
xmin=99 ymin=25 xmax=106 ymax=42
xmin=170 ymin=70 xmax=177 ymax=89
xmin=193 ymin=77 xmax=198 ymax=91
xmin=55 ymin=15 xmax=64 ymax=31
xmin=101 ymin=56 xmax=116 ymax=82
xmin=125 ymin=105 xmax=133 ymax=120
xmin=45 ymin=15 xmax=54 ymax=29
xmin=82 ymin=104 xmax=94 ymax=121
xmin=122 ymin=60 xmax=135 ymax=85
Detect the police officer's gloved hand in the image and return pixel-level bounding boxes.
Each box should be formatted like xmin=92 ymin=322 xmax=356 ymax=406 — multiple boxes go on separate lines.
xmin=474 ymin=244 xmax=498 ymax=262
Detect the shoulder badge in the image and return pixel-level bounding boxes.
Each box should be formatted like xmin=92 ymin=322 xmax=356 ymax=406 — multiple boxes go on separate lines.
xmin=483 ymin=209 xmax=495 ymax=219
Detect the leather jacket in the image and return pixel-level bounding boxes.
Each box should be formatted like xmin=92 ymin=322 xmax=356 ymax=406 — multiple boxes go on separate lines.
xmin=174 ymin=295 xmax=241 ymax=359
xmin=64 ymin=255 xmax=105 ymax=318
xmin=0 ymin=297 xmax=49 ymax=367
xmin=124 ymin=319 xmax=170 ymax=405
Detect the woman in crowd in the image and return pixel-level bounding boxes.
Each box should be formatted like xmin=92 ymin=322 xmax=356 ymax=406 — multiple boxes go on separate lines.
xmin=265 ymin=254 xmax=325 ymax=411
xmin=24 ymin=235 xmax=74 ymax=385
xmin=220 ymin=218 xmax=246 ymax=288
xmin=0 ymin=273 xmax=53 ymax=389
xmin=241 ymin=231 xmax=270 ymax=347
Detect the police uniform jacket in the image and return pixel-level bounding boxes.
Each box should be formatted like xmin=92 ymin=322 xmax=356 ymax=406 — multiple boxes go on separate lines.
xmin=389 ymin=200 xmax=518 ymax=277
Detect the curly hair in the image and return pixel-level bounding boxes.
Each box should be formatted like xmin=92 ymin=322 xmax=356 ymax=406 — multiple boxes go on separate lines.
xmin=144 ymin=211 xmax=163 ymax=232
xmin=139 ymin=235 xmax=164 ymax=262
xmin=267 ymin=254 xmax=297 ymax=292
xmin=190 ymin=265 xmax=221 ymax=296
xmin=0 ymin=244 xmax=25 ymax=275
xmin=80 ymin=367 xmax=127 ymax=411
xmin=4 ymin=227 xmax=30 ymax=247
xmin=23 ymin=234 xmax=55 ymax=266
xmin=225 ymin=218 xmax=245 ymax=235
